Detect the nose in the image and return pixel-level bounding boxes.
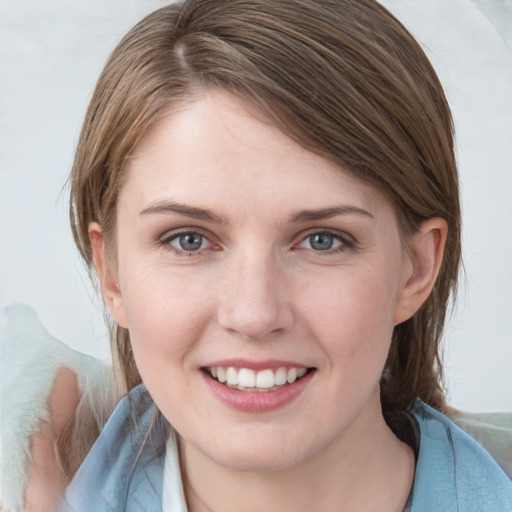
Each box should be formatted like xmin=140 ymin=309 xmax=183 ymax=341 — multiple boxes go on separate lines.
xmin=216 ymin=250 xmax=294 ymax=340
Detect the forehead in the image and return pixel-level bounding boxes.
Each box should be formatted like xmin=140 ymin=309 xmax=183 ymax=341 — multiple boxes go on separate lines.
xmin=120 ymin=90 xmax=386 ymax=221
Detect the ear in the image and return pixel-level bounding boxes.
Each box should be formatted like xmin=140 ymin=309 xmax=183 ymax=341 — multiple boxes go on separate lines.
xmin=394 ymin=218 xmax=448 ymax=325
xmin=89 ymin=222 xmax=128 ymax=329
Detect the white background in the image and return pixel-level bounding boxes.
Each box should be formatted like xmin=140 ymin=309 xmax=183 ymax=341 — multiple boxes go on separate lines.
xmin=1 ymin=0 xmax=511 ymax=412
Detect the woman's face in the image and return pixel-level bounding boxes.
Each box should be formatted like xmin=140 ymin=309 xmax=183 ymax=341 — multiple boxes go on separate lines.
xmin=103 ymin=91 xmax=417 ymax=472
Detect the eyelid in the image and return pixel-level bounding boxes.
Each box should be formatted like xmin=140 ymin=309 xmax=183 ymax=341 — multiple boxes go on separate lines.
xmin=159 ymin=223 xmax=213 ymax=239
xmin=294 ymin=228 xmax=357 ymax=252
xmin=159 ymin=227 xmax=220 ymax=255
xmin=157 ymin=226 xmax=356 ymax=255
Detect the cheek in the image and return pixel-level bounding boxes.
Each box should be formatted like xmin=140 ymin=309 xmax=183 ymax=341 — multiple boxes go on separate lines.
xmin=118 ymin=263 xmax=214 ymax=373
xmin=119 ymin=266 xmax=215 ymax=425
xmin=297 ymin=267 xmax=398 ymax=371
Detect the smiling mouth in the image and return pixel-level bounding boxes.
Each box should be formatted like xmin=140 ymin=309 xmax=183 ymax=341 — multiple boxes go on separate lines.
xmin=203 ymin=366 xmax=314 ymax=392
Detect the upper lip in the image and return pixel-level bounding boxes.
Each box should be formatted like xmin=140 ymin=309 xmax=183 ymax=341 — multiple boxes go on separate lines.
xmin=202 ymin=358 xmax=312 ymax=371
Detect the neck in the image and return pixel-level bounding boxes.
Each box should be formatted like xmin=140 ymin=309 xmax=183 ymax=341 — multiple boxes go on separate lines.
xmin=179 ymin=390 xmax=414 ymax=512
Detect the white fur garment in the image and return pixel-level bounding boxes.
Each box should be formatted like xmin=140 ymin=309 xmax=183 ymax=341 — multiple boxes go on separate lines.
xmin=0 ymin=304 xmax=115 ymax=512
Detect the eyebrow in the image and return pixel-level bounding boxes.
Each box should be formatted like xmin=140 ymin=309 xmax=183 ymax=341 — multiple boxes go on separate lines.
xmin=289 ymin=206 xmax=374 ymax=223
xmin=140 ymin=201 xmax=226 ymax=224
xmin=140 ymin=201 xmax=374 ymax=224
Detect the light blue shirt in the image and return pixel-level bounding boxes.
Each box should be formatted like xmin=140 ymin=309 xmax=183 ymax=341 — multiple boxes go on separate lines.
xmin=61 ymin=386 xmax=512 ymax=511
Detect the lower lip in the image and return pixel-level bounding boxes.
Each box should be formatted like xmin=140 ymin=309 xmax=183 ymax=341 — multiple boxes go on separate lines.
xmin=201 ymin=370 xmax=314 ymax=413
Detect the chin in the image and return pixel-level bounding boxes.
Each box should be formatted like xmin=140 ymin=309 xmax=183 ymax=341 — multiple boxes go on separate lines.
xmin=199 ymin=428 xmax=316 ymax=473
xmin=215 ymin=449 xmax=304 ymax=473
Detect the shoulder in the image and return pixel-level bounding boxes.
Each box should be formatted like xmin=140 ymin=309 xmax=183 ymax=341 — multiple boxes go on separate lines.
xmin=62 ymin=385 xmax=170 ymax=512
xmin=410 ymin=400 xmax=512 ymax=511
xmin=448 ymin=407 xmax=512 ymax=479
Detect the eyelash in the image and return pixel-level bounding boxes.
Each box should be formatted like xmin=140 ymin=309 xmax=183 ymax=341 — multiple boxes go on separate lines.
xmin=159 ymin=229 xmax=216 ymax=256
xmin=294 ymin=230 xmax=356 ymax=255
xmin=158 ymin=228 xmax=356 ymax=257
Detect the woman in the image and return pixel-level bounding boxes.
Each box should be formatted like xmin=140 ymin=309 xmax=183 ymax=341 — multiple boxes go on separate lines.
xmin=14 ymin=0 xmax=512 ymax=510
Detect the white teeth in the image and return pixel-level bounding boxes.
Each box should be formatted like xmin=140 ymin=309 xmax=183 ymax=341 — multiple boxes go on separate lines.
xmin=208 ymin=366 xmax=309 ymax=390
xmin=226 ymin=367 xmax=238 ymax=386
xmin=287 ymin=367 xmax=298 ymax=383
xmin=275 ymin=367 xmax=287 ymax=386
xmin=217 ymin=367 xmax=227 ymax=383
xmin=238 ymin=368 xmax=256 ymax=388
xmin=256 ymin=369 xmax=275 ymax=388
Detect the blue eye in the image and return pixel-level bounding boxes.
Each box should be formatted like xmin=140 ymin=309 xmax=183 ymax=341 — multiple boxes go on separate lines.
xmin=177 ymin=233 xmax=203 ymax=251
xmin=166 ymin=232 xmax=207 ymax=252
xmin=309 ymin=233 xmax=336 ymax=251
xmin=296 ymin=231 xmax=350 ymax=253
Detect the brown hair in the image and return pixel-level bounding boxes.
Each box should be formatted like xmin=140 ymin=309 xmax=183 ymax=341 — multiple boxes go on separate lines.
xmin=70 ymin=0 xmax=460 ymax=435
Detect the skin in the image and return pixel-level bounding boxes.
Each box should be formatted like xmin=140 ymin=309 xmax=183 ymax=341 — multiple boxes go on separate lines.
xmin=91 ymin=90 xmax=447 ymax=511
